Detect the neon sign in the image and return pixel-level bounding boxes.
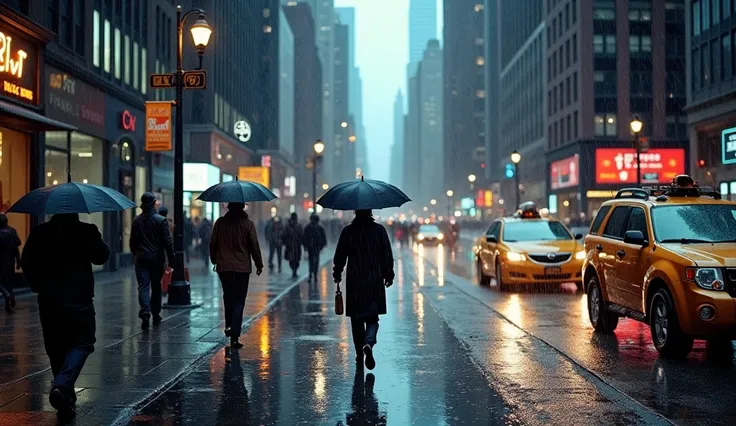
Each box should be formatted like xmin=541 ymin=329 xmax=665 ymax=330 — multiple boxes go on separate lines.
xmin=0 ymin=31 xmax=28 ymax=78
xmin=0 ymin=28 xmax=37 ymax=106
xmin=121 ymin=110 xmax=137 ymax=131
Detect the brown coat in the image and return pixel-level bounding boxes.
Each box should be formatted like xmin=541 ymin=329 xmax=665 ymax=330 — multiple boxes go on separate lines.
xmin=166 ymin=217 xmax=175 ymax=238
xmin=209 ymin=210 xmax=263 ymax=273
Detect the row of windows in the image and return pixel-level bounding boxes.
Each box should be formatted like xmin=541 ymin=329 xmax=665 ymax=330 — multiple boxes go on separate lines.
xmin=548 ymin=72 xmax=578 ymax=115
xmin=549 ymin=111 xmax=579 ymax=147
xmin=547 ymin=0 xmax=577 ymax=47
xmin=693 ymin=0 xmax=734 ymax=36
xmin=692 ymin=32 xmax=736 ymax=92
xmin=594 ymin=113 xmax=617 ymax=137
xmin=593 ymin=7 xmax=653 ymax=22
xmin=213 ymin=93 xmax=247 ymax=136
xmin=593 ymin=35 xmax=616 ymax=55
xmin=46 ymin=0 xmax=85 ymax=56
xmin=548 ymin=34 xmax=577 ymax=82
xmin=92 ymin=10 xmax=147 ymax=94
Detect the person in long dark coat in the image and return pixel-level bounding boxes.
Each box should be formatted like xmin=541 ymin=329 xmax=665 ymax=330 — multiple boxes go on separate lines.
xmin=0 ymin=213 xmax=20 ymax=313
xmin=302 ymin=214 xmax=327 ymax=283
xmin=281 ymin=213 xmax=303 ymax=277
xmin=333 ymin=209 xmax=395 ymax=371
xmin=21 ymin=213 xmax=110 ymax=421
xmin=264 ymin=215 xmax=284 ymax=272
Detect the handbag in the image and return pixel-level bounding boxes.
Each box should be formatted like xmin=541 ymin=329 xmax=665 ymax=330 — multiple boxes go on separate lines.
xmin=161 ymin=268 xmax=173 ymax=294
xmin=334 ymin=282 xmax=344 ymax=315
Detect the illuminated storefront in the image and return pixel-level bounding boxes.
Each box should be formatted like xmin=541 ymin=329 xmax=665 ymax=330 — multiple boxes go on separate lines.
xmin=183 ymin=163 xmax=221 ymax=221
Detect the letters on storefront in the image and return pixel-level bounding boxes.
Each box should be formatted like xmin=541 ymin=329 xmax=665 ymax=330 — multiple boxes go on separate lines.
xmin=46 ymin=66 xmax=106 ymax=137
xmin=121 ymin=110 xmax=137 ymax=132
xmin=0 ymin=28 xmax=38 ymax=106
xmin=595 ymin=148 xmax=685 ymax=184
xmin=145 ymin=101 xmax=173 ymax=151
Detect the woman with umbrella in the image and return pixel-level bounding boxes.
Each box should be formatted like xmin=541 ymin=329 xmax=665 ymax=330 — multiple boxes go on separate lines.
xmin=320 ymin=176 xmax=409 ymax=371
xmin=198 ymin=178 xmax=273 ymax=355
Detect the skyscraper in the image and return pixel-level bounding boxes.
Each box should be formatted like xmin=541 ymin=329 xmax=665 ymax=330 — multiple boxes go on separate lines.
xmin=418 ymin=40 xmax=444 ymax=206
xmin=408 ymin=0 xmax=438 ymax=76
xmin=333 ymin=22 xmax=352 ymax=182
xmin=392 ymin=90 xmax=405 ymax=188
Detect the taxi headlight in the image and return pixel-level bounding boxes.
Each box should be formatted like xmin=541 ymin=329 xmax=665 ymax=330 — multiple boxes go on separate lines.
xmin=417 ymin=233 xmax=425 ymax=240
xmin=506 ymin=252 xmax=527 ymax=262
xmin=686 ymin=267 xmax=726 ymax=291
xmin=438 ymin=233 xmax=444 ymax=240
xmin=575 ymin=250 xmax=586 ymax=260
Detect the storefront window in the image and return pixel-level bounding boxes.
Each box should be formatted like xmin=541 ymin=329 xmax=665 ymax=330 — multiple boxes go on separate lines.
xmin=45 ymin=149 xmax=68 ymax=185
xmin=0 ymin=127 xmax=30 ymax=251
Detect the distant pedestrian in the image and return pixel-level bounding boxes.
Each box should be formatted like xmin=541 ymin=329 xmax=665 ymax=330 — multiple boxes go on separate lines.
xmin=302 ymin=214 xmax=327 ymax=282
xmin=199 ymin=218 xmax=213 ymax=268
xmin=282 ymin=213 xmax=303 ymax=278
xmin=0 ymin=213 xmax=20 ymax=313
xmin=184 ymin=215 xmax=194 ymax=263
xmin=158 ymin=206 xmax=175 ymax=241
xmin=210 ymin=203 xmax=263 ymax=353
xmin=21 ymin=213 xmax=110 ymax=421
xmin=130 ymin=193 xmax=175 ymax=330
xmin=333 ymin=210 xmax=395 ymax=371
xmin=265 ymin=215 xmax=284 ymax=272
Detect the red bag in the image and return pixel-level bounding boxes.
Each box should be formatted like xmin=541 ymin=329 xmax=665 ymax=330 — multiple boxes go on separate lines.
xmin=161 ymin=267 xmax=189 ymax=294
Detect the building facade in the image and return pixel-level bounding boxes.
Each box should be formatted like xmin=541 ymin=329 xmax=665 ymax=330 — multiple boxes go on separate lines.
xmin=333 ymin=22 xmax=352 ymax=183
xmin=484 ymin=0 xmax=499 ymax=184
xmin=408 ymin=0 xmax=438 ymax=76
xmin=391 ymin=90 xmax=405 ymax=189
xmin=545 ymin=0 xmax=688 ymax=220
xmin=404 ymin=74 xmax=421 ymax=209
xmin=418 ymin=40 xmax=444 ymax=207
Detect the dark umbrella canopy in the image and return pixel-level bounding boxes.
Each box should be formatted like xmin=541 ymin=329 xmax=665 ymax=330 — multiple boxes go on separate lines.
xmin=197 ymin=178 xmax=277 ymax=203
xmin=7 ymin=180 xmax=136 ymax=215
xmin=316 ymin=176 xmax=411 ymax=211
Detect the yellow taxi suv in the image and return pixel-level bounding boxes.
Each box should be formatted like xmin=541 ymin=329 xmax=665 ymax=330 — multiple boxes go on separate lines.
xmin=583 ymin=175 xmax=736 ymax=358
xmin=474 ymin=203 xmax=585 ymax=291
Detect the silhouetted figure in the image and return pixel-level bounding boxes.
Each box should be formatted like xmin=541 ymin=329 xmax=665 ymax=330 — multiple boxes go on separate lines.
xmin=346 ymin=371 xmax=387 ymax=425
xmin=199 ymin=218 xmax=213 ymax=268
xmin=282 ymin=213 xmax=303 ymax=278
xmin=265 ymin=215 xmax=284 ymax=272
xmin=302 ymin=214 xmax=327 ymax=282
xmin=0 ymin=213 xmax=20 ymax=313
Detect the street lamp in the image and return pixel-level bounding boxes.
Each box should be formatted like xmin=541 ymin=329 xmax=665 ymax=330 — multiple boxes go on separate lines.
xmin=630 ymin=116 xmax=643 ymax=186
xmin=510 ymin=150 xmax=521 ymax=209
xmin=446 ymin=190 xmax=454 ymax=217
xmin=312 ymin=139 xmax=325 ymax=211
xmin=468 ymin=174 xmax=477 ymax=217
xmin=167 ymin=6 xmax=212 ymax=308
xmin=322 ymin=183 xmax=329 ymax=190
xmin=341 ymin=121 xmax=348 ymax=128
xmin=348 ymin=135 xmax=357 ymax=143
xmin=430 ymin=199 xmax=437 ymax=205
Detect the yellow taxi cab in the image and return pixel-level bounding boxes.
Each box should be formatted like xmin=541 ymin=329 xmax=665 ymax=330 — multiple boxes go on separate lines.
xmin=474 ymin=202 xmax=585 ymax=291
xmin=583 ymin=175 xmax=736 ymax=358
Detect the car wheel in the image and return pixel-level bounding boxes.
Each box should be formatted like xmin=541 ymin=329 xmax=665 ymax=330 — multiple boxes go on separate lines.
xmin=477 ymin=258 xmax=490 ymax=286
xmin=587 ymin=275 xmax=618 ymax=333
xmin=649 ymin=288 xmax=693 ymax=359
xmin=495 ymin=262 xmax=507 ymax=292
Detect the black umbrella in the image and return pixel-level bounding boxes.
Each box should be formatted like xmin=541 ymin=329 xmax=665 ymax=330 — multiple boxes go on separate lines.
xmin=197 ymin=177 xmax=277 ymax=203
xmin=316 ymin=176 xmax=411 ymax=211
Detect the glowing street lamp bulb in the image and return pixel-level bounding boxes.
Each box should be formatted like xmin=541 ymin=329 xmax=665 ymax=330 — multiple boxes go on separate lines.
xmin=430 ymin=199 xmax=437 ymax=205
xmin=446 ymin=190 xmax=454 ymax=197
xmin=423 ymin=206 xmax=429 ymax=212
xmin=468 ymin=174 xmax=477 ymax=183
xmin=630 ymin=116 xmax=643 ymax=134
xmin=322 ymin=183 xmax=329 ymax=190
xmin=341 ymin=121 xmax=348 ymax=128
xmin=510 ymin=150 xmax=521 ymax=164
xmin=190 ymin=15 xmax=213 ymax=49
xmin=303 ymin=192 xmax=309 ymax=199
xmin=313 ymin=140 xmax=325 ymax=154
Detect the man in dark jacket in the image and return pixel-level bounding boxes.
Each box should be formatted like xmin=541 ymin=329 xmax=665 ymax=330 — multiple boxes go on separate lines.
xmin=333 ymin=210 xmax=395 ymax=371
xmin=264 ymin=216 xmax=284 ymax=272
xmin=302 ymin=214 xmax=327 ymax=283
xmin=282 ymin=213 xmax=303 ymax=278
xmin=21 ymin=213 xmax=109 ymax=420
xmin=130 ymin=192 xmax=174 ymax=330
xmin=0 ymin=213 xmax=20 ymax=313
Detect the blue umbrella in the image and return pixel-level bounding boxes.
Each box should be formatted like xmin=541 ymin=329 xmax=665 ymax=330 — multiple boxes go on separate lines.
xmin=316 ymin=176 xmax=411 ymax=211
xmin=197 ymin=177 xmax=277 ymax=203
xmin=7 ymin=175 xmax=136 ymax=215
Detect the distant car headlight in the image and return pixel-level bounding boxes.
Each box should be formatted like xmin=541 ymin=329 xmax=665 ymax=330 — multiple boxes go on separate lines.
xmin=417 ymin=233 xmax=425 ymax=240
xmin=575 ymin=250 xmax=586 ymax=260
xmin=686 ymin=267 xmax=726 ymax=291
xmin=506 ymin=252 xmax=526 ymax=262
xmin=438 ymin=233 xmax=444 ymax=240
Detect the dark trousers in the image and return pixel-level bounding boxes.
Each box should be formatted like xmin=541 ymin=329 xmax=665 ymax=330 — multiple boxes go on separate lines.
xmin=39 ymin=302 xmax=95 ymax=394
xmin=268 ymin=244 xmax=282 ymax=269
xmin=308 ymin=250 xmax=320 ymax=276
xmin=0 ymin=277 xmax=13 ymax=300
xmin=350 ymin=316 xmax=379 ymax=355
xmin=218 ymin=271 xmax=250 ymax=341
xmin=135 ymin=259 xmax=165 ymax=319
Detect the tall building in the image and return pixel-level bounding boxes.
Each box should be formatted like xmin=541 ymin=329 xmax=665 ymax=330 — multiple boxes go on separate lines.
xmin=408 ymin=0 xmax=438 ymax=75
xmin=443 ymin=0 xmax=486 ymax=203
xmin=418 ymin=40 xmax=444 ymax=206
xmin=284 ymin=3 xmax=323 ymax=201
xmin=685 ymin=0 xmax=736 ymax=199
xmin=545 ymin=0 xmax=687 ymax=219
xmin=496 ymin=0 xmax=546 ymax=211
xmin=392 ymin=90 xmax=405 ymax=188
xmin=333 ymin=22 xmax=352 ymax=182
xmin=404 ymin=74 xmax=421 ymax=207
xmin=484 ymin=0 xmax=499 ymax=184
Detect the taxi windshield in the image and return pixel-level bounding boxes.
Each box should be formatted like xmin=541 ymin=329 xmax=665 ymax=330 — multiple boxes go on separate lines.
xmin=652 ymin=204 xmax=736 ymax=243
xmin=502 ymin=221 xmax=572 ymax=242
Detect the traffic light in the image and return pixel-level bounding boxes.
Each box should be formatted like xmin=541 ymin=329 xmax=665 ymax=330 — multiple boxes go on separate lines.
xmin=505 ymin=163 xmax=515 ymax=179
xmin=698 ymin=159 xmax=706 ymax=168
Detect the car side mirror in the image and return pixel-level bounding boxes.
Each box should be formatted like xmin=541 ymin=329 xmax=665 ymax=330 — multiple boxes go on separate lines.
xmin=486 ymin=235 xmax=497 ymax=243
xmin=624 ymin=230 xmax=648 ymax=246
xmin=574 ymin=233 xmax=584 ymax=240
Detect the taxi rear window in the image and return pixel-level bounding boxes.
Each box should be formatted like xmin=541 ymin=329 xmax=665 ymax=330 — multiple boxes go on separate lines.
xmin=589 ymin=205 xmax=611 ymax=235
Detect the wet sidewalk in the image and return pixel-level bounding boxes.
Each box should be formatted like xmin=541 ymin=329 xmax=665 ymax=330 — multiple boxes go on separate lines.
xmin=0 ymin=251 xmax=333 ymax=425
xmin=131 ymin=252 xmax=514 ymax=425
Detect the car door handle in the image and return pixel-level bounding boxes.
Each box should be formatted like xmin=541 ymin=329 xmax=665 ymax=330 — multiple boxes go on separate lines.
xmin=616 ymin=250 xmax=625 ymax=258
xmin=596 ymin=245 xmax=603 ymax=251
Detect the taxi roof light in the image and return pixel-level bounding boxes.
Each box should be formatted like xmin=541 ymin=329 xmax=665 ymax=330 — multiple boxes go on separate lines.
xmin=514 ymin=201 xmax=541 ymax=219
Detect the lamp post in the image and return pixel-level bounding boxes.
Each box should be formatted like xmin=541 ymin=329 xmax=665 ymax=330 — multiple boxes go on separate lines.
xmin=312 ymin=140 xmax=325 ymax=212
xmin=446 ymin=189 xmax=454 ymax=217
xmin=510 ymin=151 xmax=521 ymax=209
xmin=630 ymin=116 xmax=643 ymax=186
xmin=167 ymin=6 xmax=212 ymax=308
xmin=468 ymin=174 xmax=476 ymax=216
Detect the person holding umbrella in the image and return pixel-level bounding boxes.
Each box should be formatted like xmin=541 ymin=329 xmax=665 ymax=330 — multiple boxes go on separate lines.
xmin=319 ymin=176 xmax=409 ymax=371
xmin=9 ymin=176 xmax=135 ymax=420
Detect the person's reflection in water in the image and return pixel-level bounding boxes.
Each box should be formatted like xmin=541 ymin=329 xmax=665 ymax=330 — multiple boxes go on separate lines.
xmin=217 ymin=348 xmax=251 ymax=425
xmin=345 ymin=371 xmax=387 ymax=425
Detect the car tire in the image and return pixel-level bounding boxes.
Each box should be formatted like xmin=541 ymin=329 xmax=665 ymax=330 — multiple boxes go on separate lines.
xmin=477 ymin=258 xmax=491 ymax=286
xmin=587 ymin=275 xmax=618 ymax=333
xmin=649 ymin=288 xmax=693 ymax=359
xmin=495 ymin=262 xmax=507 ymax=292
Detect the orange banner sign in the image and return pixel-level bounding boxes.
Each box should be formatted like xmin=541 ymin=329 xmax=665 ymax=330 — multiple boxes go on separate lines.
xmin=238 ymin=166 xmax=270 ymax=188
xmin=145 ymin=101 xmax=173 ymax=152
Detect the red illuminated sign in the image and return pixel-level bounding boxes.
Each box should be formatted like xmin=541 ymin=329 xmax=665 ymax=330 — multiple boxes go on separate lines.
xmin=476 ymin=190 xmax=484 ymax=208
xmin=595 ymin=148 xmax=686 ymax=184
xmin=121 ymin=109 xmax=136 ymax=132
xmin=261 ymin=155 xmax=272 ymax=167
xmin=550 ymin=154 xmax=579 ymax=190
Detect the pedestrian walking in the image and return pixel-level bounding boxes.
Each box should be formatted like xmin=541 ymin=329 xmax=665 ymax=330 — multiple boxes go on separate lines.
xmin=265 ymin=215 xmax=284 ymax=272
xmin=333 ymin=210 xmax=395 ymax=371
xmin=210 ymin=203 xmax=263 ymax=352
xmin=158 ymin=206 xmax=175 ymax=240
xmin=199 ymin=217 xmax=213 ymax=268
xmin=21 ymin=213 xmax=110 ymax=420
xmin=302 ymin=214 xmax=327 ymax=283
xmin=282 ymin=212 xmax=303 ymax=277
xmin=184 ymin=214 xmax=194 ymax=263
xmin=130 ymin=193 xmax=175 ymax=330
xmin=0 ymin=213 xmax=20 ymax=313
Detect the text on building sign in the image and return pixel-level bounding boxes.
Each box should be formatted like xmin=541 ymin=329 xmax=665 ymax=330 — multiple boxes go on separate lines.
xmin=121 ymin=110 xmax=136 ymax=131
xmin=0 ymin=32 xmax=28 ymax=78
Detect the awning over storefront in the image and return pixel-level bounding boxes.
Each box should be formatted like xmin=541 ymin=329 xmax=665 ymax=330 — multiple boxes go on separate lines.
xmin=0 ymin=99 xmax=77 ymax=133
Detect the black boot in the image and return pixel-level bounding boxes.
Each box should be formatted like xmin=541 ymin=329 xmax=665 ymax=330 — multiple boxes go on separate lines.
xmin=4 ymin=298 xmax=11 ymax=314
